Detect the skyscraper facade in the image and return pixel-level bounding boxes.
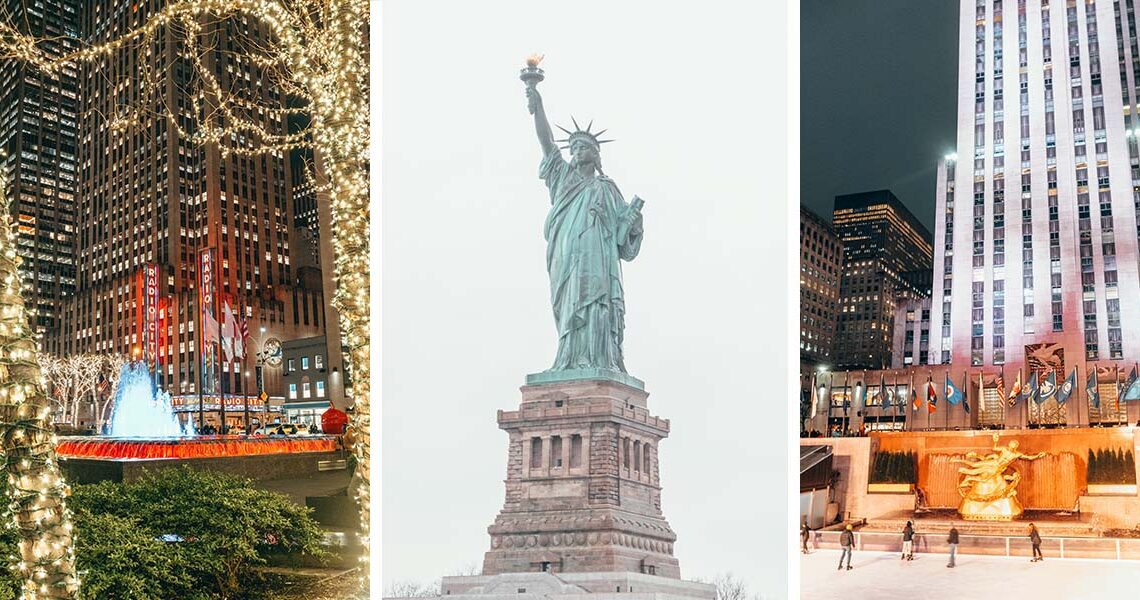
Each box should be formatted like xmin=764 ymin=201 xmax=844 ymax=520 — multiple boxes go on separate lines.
xmin=0 ymin=0 xmax=81 ymax=351
xmin=51 ymin=2 xmax=330 ymax=425
xmin=833 ymin=190 xmax=933 ymax=370
xmin=932 ymin=0 xmax=1140 ymax=377
xmin=800 ymin=205 xmax=843 ymax=372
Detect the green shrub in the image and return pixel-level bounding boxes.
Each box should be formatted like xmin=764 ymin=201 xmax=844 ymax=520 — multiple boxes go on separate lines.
xmin=0 ymin=466 xmax=331 ymax=599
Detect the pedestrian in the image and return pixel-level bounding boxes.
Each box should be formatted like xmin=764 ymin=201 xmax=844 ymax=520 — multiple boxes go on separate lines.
xmin=947 ymin=526 xmax=959 ymax=568
xmin=1029 ymin=523 xmax=1043 ymax=562
xmin=902 ymin=520 xmax=915 ymax=560
xmin=801 ymin=517 xmax=811 ymax=554
xmin=838 ymin=524 xmax=854 ymax=570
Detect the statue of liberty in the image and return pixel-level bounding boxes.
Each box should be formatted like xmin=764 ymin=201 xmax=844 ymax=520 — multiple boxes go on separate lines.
xmin=522 ymin=57 xmax=644 ymax=374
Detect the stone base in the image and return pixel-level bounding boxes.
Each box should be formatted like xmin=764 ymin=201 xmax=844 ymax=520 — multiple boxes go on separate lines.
xmin=525 ymin=368 xmax=645 ymax=391
xmin=429 ymin=572 xmax=714 ymax=600
xmin=59 ymin=450 xmax=347 ymax=484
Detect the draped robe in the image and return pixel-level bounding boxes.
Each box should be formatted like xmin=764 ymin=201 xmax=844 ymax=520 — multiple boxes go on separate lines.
xmin=539 ymin=150 xmax=643 ymax=372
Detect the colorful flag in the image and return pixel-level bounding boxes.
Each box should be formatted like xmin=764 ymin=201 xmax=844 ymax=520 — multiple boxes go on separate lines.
xmin=97 ymin=376 xmax=110 ymax=397
xmin=926 ymin=376 xmax=938 ymax=414
xmin=878 ymin=373 xmax=887 ymax=409
xmin=1121 ymin=367 xmax=1140 ymax=402
xmin=238 ymin=317 xmax=250 ymax=358
xmin=1056 ymin=368 xmax=1076 ymax=404
xmin=996 ymin=368 xmax=1006 ymax=402
xmin=221 ymin=297 xmax=236 ymax=363
xmin=1007 ymin=369 xmax=1022 ymax=407
xmin=1087 ymin=367 xmax=1100 ymax=409
xmin=945 ymin=372 xmax=963 ymax=405
xmin=1025 ymin=370 xmax=1040 ymax=405
xmin=1038 ymin=370 xmax=1057 ymax=404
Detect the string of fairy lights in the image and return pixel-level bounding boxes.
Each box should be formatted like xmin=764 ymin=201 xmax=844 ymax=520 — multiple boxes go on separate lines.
xmin=0 ymin=1 xmax=371 ymax=596
xmin=0 ymin=160 xmax=79 ymax=599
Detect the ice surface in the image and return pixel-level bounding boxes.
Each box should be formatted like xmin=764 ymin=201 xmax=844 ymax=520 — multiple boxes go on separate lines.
xmin=801 ymin=549 xmax=1137 ymax=599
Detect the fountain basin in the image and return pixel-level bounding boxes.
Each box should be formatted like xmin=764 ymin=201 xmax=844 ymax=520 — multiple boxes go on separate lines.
xmin=57 ymin=435 xmax=338 ymax=460
xmin=56 ymin=436 xmax=347 ymax=484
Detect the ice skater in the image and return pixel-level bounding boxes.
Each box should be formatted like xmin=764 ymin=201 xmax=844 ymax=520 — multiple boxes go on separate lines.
xmin=1029 ymin=523 xmax=1043 ymax=562
xmin=902 ymin=520 xmax=915 ymax=560
xmin=838 ymin=524 xmax=854 ymax=570
xmin=946 ymin=525 xmax=959 ymax=568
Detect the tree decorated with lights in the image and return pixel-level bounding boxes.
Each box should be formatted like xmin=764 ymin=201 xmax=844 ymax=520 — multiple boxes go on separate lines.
xmin=0 ymin=163 xmax=79 ymax=598
xmin=0 ymin=0 xmax=371 ymax=595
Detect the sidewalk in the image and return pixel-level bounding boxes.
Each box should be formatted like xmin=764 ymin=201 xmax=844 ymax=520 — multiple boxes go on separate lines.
xmin=802 ymin=549 xmax=1138 ymax=600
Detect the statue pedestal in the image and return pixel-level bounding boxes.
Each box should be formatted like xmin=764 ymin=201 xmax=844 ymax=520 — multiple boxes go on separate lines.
xmin=482 ymin=377 xmax=681 ymax=578
xmin=958 ymin=496 xmax=1024 ymax=521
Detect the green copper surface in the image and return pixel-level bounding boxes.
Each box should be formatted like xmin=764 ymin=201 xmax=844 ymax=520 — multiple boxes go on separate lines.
xmin=523 ymin=64 xmax=645 ymax=377
xmin=525 ymin=368 xmax=646 ymax=391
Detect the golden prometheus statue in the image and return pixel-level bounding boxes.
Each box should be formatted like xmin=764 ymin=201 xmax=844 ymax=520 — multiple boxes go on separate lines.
xmin=952 ymin=434 xmax=1046 ymax=521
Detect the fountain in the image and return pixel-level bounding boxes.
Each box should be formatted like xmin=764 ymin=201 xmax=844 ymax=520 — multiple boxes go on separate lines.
xmin=108 ymin=362 xmax=192 ymax=437
xmin=55 ymin=361 xmax=341 ymax=483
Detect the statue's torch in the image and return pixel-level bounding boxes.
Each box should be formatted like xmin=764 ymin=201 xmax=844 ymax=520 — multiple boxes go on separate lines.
xmin=520 ymin=54 xmax=545 ymax=114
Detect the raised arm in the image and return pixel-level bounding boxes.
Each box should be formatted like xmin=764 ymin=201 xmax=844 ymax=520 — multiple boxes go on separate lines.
xmin=527 ymin=87 xmax=558 ymax=157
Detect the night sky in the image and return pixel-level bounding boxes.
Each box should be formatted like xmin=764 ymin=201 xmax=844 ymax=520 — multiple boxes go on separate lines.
xmin=801 ymin=0 xmax=960 ymax=231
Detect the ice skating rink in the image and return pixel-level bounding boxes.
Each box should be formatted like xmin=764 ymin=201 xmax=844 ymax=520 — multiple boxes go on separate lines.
xmin=802 ymin=549 xmax=1139 ymax=600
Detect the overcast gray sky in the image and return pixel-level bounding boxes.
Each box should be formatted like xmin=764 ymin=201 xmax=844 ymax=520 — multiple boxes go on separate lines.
xmin=382 ymin=1 xmax=785 ymax=595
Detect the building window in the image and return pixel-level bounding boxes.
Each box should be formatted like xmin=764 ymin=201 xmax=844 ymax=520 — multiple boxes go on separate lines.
xmin=531 ymin=437 xmax=542 ymax=468
xmin=302 ymin=356 xmax=310 ymax=370
xmin=302 ymin=381 xmax=311 ymax=398
xmin=316 ymin=381 xmax=325 ymax=398
xmin=551 ymin=436 xmax=563 ymax=468
xmin=570 ymin=434 xmax=583 ymax=468
xmin=315 ymin=354 xmax=324 ymax=369
xmin=287 ymin=358 xmax=295 ymax=372
xmin=288 ymin=383 xmax=297 ymax=399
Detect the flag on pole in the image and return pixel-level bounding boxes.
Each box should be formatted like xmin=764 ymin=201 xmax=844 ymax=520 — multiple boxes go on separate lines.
xmin=1025 ymin=370 xmax=1040 ymax=405
xmin=1121 ymin=367 xmax=1140 ymax=402
xmin=97 ymin=376 xmax=110 ymax=397
xmin=1087 ymin=367 xmax=1100 ymax=409
xmin=221 ymin=297 xmax=237 ymax=363
xmin=1007 ymin=369 xmax=1022 ymax=407
xmin=996 ymin=368 xmax=1006 ymax=402
xmin=1056 ymin=368 xmax=1076 ymax=404
xmin=926 ymin=375 xmax=938 ymax=414
xmin=878 ymin=373 xmax=887 ymax=409
xmin=945 ymin=372 xmax=963 ymax=405
xmin=1038 ymin=370 xmax=1057 ymax=404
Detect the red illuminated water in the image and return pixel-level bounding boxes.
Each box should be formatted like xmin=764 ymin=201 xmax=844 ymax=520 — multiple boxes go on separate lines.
xmin=56 ymin=436 xmax=338 ymax=460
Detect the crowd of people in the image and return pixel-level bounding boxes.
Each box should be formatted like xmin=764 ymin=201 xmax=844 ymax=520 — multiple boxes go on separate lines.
xmin=802 ymin=519 xmax=1047 ymax=569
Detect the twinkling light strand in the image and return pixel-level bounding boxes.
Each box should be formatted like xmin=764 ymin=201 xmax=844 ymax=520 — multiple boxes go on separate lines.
xmin=0 ymin=1 xmax=370 ymax=590
xmin=0 ymin=157 xmax=79 ymax=599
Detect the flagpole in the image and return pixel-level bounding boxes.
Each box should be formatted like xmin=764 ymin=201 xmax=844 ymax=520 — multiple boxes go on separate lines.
xmin=843 ymin=370 xmax=850 ymax=435
xmin=1116 ymin=365 xmax=1122 ymax=425
xmin=944 ymin=368 xmax=949 ymax=431
xmin=242 ymin=299 xmax=251 ymax=434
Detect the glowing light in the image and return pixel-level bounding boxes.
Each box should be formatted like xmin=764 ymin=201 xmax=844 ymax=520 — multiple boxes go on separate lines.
xmin=107 ymin=363 xmax=193 ymax=438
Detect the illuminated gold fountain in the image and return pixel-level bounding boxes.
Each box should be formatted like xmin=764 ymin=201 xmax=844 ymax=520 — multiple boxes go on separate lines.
xmin=952 ymin=434 xmax=1047 ymax=520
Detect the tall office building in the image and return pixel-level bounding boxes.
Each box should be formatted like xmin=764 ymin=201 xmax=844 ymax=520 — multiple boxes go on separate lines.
xmin=800 ymin=206 xmax=843 ymax=372
xmin=932 ymin=0 xmax=1140 ymax=376
xmin=0 ymin=0 xmax=81 ymax=351
xmin=53 ymin=2 xmax=328 ymax=424
xmin=832 ymin=190 xmax=933 ymax=370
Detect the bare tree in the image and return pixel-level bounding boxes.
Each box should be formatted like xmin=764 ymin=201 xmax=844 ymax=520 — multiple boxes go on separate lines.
xmin=383 ymin=580 xmax=440 ymax=599
xmin=694 ymin=573 xmax=764 ymax=600
xmin=96 ymin=354 xmax=129 ymax=432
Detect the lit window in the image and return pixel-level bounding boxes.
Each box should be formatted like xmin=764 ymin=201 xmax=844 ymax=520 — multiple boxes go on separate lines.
xmin=288 ymin=383 xmax=297 ymax=400
xmin=302 ymin=382 xmax=311 ymax=398
xmin=316 ymin=381 xmax=325 ymax=398
xmin=302 ymin=356 xmax=310 ymax=370
xmin=315 ymin=354 xmax=323 ymax=369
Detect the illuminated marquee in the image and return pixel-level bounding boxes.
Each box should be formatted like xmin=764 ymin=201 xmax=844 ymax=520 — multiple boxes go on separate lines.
xmin=145 ymin=263 xmax=159 ymax=364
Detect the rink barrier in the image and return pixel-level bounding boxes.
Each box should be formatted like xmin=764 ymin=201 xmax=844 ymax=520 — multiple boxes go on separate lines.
xmin=809 ymin=530 xmax=1140 ymax=560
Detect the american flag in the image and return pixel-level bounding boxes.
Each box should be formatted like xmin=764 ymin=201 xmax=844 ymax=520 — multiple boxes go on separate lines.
xmin=97 ymin=377 xmax=110 ymax=397
xmin=239 ymin=317 xmax=250 ymax=344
